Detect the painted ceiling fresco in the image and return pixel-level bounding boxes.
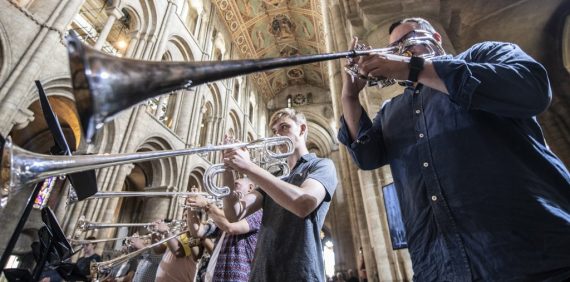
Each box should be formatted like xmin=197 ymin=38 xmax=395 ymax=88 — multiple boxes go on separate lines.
xmin=213 ymin=0 xmax=328 ymax=99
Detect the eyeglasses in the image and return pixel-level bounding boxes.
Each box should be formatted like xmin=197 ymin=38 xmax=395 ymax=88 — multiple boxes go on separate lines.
xmin=386 ymin=29 xmax=444 ymax=58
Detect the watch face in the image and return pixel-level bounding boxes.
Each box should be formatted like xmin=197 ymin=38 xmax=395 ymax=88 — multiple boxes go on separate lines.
xmin=293 ymin=94 xmax=306 ymax=105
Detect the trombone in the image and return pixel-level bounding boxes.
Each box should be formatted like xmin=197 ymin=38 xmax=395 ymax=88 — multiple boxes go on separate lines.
xmin=66 ymin=186 xmax=212 ymax=205
xmin=66 ymin=33 xmax=415 ymax=143
xmin=74 ymin=218 xmax=185 ymax=232
xmin=68 ymin=234 xmax=152 ymax=246
xmin=0 ymin=136 xmax=293 ymax=208
xmin=90 ymin=229 xmax=188 ymax=281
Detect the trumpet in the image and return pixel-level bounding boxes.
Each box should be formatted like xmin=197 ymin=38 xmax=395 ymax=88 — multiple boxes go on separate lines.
xmin=0 ymin=136 xmax=293 ymax=208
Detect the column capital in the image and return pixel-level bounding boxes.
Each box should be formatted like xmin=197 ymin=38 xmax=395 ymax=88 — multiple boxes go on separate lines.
xmin=106 ymin=7 xmax=124 ymax=19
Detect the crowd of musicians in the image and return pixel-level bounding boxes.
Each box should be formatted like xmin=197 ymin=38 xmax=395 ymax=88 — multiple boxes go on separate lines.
xmin=37 ymin=16 xmax=570 ymax=282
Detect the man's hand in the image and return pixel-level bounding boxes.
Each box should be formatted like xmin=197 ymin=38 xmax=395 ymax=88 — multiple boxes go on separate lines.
xmin=153 ymin=220 xmax=169 ymax=234
xmin=342 ymin=37 xmax=368 ymax=98
xmin=186 ymin=195 xmax=209 ymax=209
xmin=358 ymin=53 xmax=410 ymax=83
xmin=223 ymin=147 xmax=254 ymax=174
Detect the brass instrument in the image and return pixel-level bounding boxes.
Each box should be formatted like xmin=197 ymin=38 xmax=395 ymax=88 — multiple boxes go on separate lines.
xmin=90 ymin=230 xmax=188 ymax=281
xmin=66 ymin=34 xmax=414 ymax=143
xmin=0 ymin=136 xmax=293 ymax=207
xmin=66 ymin=186 xmax=212 ymax=205
xmin=75 ymin=218 xmax=185 ymax=232
xmin=68 ymin=234 xmax=152 ymax=246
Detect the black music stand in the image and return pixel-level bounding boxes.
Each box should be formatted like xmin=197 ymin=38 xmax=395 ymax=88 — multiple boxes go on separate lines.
xmin=3 ymin=207 xmax=84 ymax=281
xmin=0 ymin=81 xmax=98 ymax=275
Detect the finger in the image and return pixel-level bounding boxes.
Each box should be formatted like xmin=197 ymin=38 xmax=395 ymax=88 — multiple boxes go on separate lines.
xmin=350 ymin=36 xmax=358 ymax=49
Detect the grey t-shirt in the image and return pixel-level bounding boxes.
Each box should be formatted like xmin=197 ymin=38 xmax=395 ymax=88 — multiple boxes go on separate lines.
xmin=250 ymin=153 xmax=338 ymax=282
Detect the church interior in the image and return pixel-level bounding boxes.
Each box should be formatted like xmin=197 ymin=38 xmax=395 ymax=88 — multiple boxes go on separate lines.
xmin=0 ymin=0 xmax=569 ymax=281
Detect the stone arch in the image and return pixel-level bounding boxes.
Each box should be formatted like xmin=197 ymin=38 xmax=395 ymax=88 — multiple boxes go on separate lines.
xmin=16 ymin=76 xmax=84 ymax=149
xmin=303 ymin=111 xmax=337 ymax=157
xmin=227 ymin=110 xmax=241 ymax=139
xmin=137 ymin=0 xmax=159 ymax=36
xmin=135 ymin=136 xmax=178 ymax=188
xmin=118 ymin=136 xmax=178 ymax=224
xmin=206 ymin=83 xmax=223 ymax=114
xmin=247 ymin=131 xmax=255 ymax=142
xmin=187 ymin=166 xmax=206 ymax=191
xmin=164 ymin=35 xmax=195 ymax=62
xmin=122 ymin=5 xmax=142 ymax=32
xmin=161 ymin=50 xmax=172 ymax=61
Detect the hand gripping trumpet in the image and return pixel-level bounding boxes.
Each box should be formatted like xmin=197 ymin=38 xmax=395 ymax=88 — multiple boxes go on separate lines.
xmin=0 ymin=136 xmax=293 ymax=208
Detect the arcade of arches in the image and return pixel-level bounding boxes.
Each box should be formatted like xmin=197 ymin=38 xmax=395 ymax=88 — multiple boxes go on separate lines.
xmin=0 ymin=0 xmax=569 ymax=281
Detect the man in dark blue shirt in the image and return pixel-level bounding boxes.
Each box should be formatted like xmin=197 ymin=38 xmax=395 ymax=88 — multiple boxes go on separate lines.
xmin=338 ymin=17 xmax=570 ymax=281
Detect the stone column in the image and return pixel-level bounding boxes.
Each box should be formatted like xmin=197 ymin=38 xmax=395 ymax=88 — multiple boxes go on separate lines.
xmin=133 ymin=34 xmax=148 ymax=59
xmin=125 ymin=31 xmax=141 ymax=58
xmin=94 ymin=8 xmax=123 ymax=50
xmin=174 ymin=91 xmax=196 ymax=139
xmin=142 ymin=35 xmax=157 ymax=59
xmin=152 ymin=0 xmax=178 ymax=60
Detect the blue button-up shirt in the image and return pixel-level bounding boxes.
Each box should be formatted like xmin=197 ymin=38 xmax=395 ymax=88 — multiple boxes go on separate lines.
xmin=338 ymin=42 xmax=570 ymax=281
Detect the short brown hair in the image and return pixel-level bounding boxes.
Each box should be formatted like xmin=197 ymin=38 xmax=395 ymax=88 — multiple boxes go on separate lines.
xmin=269 ymin=108 xmax=306 ymax=128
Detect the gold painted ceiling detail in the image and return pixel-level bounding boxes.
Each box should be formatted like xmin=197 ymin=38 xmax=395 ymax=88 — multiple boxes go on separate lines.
xmin=213 ymin=0 xmax=328 ymax=99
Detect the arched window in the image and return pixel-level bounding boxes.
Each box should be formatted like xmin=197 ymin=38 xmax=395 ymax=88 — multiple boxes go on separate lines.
xmin=186 ymin=5 xmax=199 ymax=35
xmin=233 ymin=80 xmax=240 ymax=102
xmin=213 ymin=48 xmax=222 ymax=61
xmin=188 ymin=168 xmax=204 ymax=191
xmin=199 ymin=103 xmax=213 ymax=146
xmin=249 ymin=102 xmax=254 ymax=123
xmin=286 ymin=95 xmax=292 ymax=108
xmin=228 ymin=110 xmax=241 ymax=140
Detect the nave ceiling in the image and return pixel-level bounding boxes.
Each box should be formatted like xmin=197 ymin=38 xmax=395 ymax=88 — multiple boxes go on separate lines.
xmin=212 ymin=0 xmax=328 ymax=99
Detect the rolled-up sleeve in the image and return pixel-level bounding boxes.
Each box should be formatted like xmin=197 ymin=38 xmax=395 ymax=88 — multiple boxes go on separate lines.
xmin=432 ymin=42 xmax=551 ymax=118
xmin=337 ymin=106 xmax=388 ymax=170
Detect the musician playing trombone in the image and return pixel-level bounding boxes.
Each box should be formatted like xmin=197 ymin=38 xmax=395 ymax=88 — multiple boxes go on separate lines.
xmin=186 ymin=177 xmax=262 ymax=281
xmin=221 ymin=108 xmax=338 ymax=282
xmin=153 ymin=219 xmax=202 ymax=282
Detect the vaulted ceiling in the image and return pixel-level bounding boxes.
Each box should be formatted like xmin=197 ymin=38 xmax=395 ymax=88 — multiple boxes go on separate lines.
xmin=212 ymin=0 xmax=328 ymax=99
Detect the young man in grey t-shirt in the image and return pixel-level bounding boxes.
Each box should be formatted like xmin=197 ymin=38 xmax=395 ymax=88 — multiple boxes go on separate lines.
xmin=222 ymin=108 xmax=338 ymax=282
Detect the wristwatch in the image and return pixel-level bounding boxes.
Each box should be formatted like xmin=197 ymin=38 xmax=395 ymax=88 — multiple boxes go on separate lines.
xmin=407 ymin=56 xmax=425 ymax=83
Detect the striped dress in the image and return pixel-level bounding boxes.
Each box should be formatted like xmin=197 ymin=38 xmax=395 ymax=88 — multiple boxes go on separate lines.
xmin=212 ymin=210 xmax=263 ymax=282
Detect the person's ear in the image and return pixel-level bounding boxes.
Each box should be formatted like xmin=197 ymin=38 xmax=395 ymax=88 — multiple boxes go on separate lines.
xmin=299 ymin=124 xmax=307 ymax=137
xmin=433 ymin=32 xmax=442 ymax=44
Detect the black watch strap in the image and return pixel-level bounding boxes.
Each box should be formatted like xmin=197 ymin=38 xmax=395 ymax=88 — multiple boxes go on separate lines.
xmin=407 ymin=56 xmax=425 ymax=83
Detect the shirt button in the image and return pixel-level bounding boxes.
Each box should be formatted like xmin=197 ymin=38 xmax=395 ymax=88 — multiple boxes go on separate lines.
xmin=423 ymin=162 xmax=429 ymax=168
xmin=419 ymin=133 xmax=424 ymax=138
xmin=415 ymin=109 xmax=421 ymax=114
xmin=431 ymin=195 xmax=438 ymax=201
